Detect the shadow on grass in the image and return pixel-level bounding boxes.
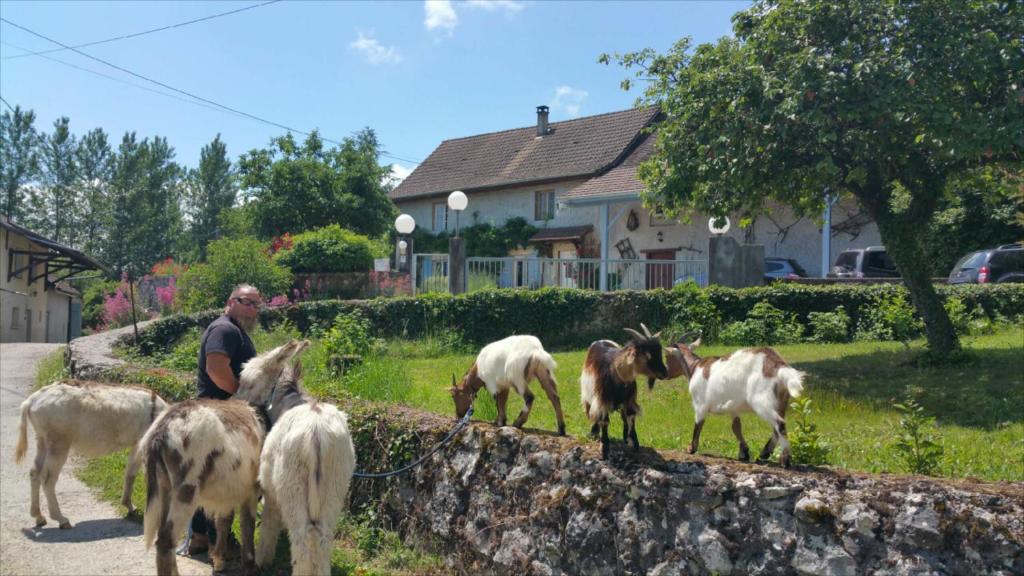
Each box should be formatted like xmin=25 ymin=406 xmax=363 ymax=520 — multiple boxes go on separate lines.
xmin=795 ymin=346 xmax=1024 ymax=429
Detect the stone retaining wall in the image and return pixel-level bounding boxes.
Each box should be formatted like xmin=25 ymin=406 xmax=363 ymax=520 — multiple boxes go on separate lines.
xmin=65 ymin=327 xmax=1023 ymax=576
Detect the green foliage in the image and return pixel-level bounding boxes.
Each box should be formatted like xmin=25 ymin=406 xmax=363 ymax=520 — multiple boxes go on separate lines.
xmin=160 ymin=328 xmax=201 ymax=372
xmin=412 ymin=216 xmax=538 ymax=257
xmin=79 ymin=278 xmax=120 ymax=331
xmin=892 ymin=396 xmax=945 ymax=476
xmin=1 ymin=104 xmax=41 ymax=222
xmin=665 ymin=280 xmax=721 ymax=342
xmin=238 ymin=129 xmax=394 ymax=239
xmin=944 ymin=297 xmax=970 ymax=335
xmin=807 ymin=306 xmax=851 ymax=343
xmin=274 ymin=224 xmax=379 ymax=273
xmin=321 ymin=310 xmax=375 ymax=362
xmin=788 ymin=396 xmax=830 ymax=466
xmin=183 ymin=134 xmax=236 ymax=262
xmin=719 ymin=301 xmax=803 ymax=345
xmin=34 ymin=347 xmax=68 ymax=390
xmin=606 ymin=0 xmax=1023 ymax=354
xmin=855 ymin=292 xmax=923 ymax=343
xmin=176 ymin=237 xmax=292 ymax=313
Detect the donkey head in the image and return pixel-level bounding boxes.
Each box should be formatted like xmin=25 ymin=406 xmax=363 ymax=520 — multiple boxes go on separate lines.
xmin=237 ymin=339 xmax=310 ymax=404
xmin=622 ymin=323 xmax=669 ymax=387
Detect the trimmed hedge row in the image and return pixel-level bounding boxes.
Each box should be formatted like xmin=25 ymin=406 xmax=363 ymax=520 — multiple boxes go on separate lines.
xmin=133 ymin=283 xmax=1024 ymax=354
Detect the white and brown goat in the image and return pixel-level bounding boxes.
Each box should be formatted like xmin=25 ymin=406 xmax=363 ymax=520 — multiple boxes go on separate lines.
xmin=667 ymin=335 xmax=805 ymax=467
xmin=450 ymin=334 xmax=566 ymax=435
xmin=14 ymin=380 xmax=168 ymax=529
xmin=580 ymin=324 xmax=669 ymax=459
xmin=141 ymin=341 xmax=305 ymax=576
xmin=233 ymin=340 xmax=356 ymax=576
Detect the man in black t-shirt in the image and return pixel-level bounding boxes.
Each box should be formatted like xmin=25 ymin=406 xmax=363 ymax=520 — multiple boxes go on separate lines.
xmin=182 ymin=284 xmax=262 ymax=556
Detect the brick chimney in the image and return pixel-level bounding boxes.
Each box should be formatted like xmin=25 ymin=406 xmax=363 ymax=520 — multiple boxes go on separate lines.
xmin=536 ymin=105 xmax=550 ymax=137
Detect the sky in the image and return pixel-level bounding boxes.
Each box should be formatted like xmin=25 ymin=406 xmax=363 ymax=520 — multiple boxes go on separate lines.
xmin=0 ymin=0 xmax=749 ymax=181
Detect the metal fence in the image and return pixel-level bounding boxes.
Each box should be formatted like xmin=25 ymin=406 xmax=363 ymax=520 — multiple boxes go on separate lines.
xmin=464 ymin=257 xmax=707 ymax=292
xmin=414 ymin=253 xmax=450 ymax=294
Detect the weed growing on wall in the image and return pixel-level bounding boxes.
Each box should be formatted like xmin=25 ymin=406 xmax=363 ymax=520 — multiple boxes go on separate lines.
xmin=788 ymin=396 xmax=831 ymax=466
xmin=892 ymin=395 xmax=945 ymax=476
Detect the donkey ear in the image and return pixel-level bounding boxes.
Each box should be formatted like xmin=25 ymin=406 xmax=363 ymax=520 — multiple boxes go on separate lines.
xmin=291 ymin=358 xmax=303 ymax=379
xmin=290 ymin=339 xmax=311 ymax=359
xmin=691 ymin=337 xmax=702 ymax=348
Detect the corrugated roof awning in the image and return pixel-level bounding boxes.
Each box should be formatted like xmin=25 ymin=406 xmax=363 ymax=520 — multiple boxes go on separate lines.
xmin=1 ymin=217 xmax=110 ymax=283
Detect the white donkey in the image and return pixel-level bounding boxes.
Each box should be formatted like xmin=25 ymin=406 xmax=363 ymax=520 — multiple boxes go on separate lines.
xmin=235 ymin=340 xmax=357 ymax=576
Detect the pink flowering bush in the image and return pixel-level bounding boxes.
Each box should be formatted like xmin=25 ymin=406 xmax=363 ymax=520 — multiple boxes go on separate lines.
xmin=154 ymin=277 xmax=178 ymax=315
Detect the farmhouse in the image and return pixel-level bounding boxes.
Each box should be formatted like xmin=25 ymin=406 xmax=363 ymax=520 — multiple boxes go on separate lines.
xmin=1 ymin=215 xmax=107 ymax=343
xmin=391 ymin=106 xmax=882 ymax=287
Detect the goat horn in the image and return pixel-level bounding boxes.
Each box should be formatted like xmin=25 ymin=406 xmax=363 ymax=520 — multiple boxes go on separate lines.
xmin=652 ymin=331 xmax=662 ymax=339
xmin=624 ymin=328 xmax=644 ymax=341
xmin=640 ymin=323 xmax=653 ymax=337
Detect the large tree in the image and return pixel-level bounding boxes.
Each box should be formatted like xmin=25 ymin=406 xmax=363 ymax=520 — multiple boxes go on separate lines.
xmin=605 ymin=0 xmax=1023 ymax=354
xmin=238 ymin=128 xmax=395 ymax=239
xmin=75 ymin=128 xmax=114 ymax=257
xmin=184 ymin=134 xmax=236 ymax=261
xmin=37 ymin=117 xmax=79 ymax=245
xmin=0 ymin=105 xmax=41 ymax=222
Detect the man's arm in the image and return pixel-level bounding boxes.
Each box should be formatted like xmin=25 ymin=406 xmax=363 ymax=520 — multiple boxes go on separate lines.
xmin=205 ymin=352 xmax=239 ymax=395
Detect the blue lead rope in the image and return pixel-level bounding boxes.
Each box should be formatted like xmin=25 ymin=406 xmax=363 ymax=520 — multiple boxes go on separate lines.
xmin=352 ymin=407 xmax=474 ymax=479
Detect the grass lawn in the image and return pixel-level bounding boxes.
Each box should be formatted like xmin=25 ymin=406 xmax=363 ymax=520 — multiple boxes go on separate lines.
xmin=300 ymin=326 xmax=1024 ymax=482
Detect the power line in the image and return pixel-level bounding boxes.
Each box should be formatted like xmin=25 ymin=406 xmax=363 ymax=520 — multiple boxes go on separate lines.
xmin=2 ymin=1 xmax=282 ymax=60
xmin=1 ymin=41 xmax=251 ymax=119
xmin=0 ymin=95 xmax=15 ymax=112
xmin=0 ymin=18 xmax=501 ymax=182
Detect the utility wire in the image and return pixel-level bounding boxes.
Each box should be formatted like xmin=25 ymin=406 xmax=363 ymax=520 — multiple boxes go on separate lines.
xmin=0 ymin=95 xmax=15 ymax=112
xmin=2 ymin=1 xmax=282 ymax=60
xmin=1 ymin=18 xmax=502 ymax=182
xmin=1 ymin=41 xmax=251 ymax=118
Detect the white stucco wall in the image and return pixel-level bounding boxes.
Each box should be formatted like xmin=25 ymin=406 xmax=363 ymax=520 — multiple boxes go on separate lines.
xmin=395 ymin=184 xmax=882 ymax=278
xmin=394 ymin=179 xmax=598 ymax=240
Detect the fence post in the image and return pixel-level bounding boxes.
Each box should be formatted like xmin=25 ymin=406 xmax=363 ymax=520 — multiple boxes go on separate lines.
xmin=449 ymin=237 xmax=466 ymax=294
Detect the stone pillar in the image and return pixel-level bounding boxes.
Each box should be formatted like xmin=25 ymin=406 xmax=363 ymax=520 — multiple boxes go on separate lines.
xmin=449 ymin=237 xmax=466 ymax=294
xmin=709 ymin=236 xmax=765 ymax=288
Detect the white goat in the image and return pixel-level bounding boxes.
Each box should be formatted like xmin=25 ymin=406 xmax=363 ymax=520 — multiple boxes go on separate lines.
xmin=449 ymin=335 xmax=566 ymax=435
xmin=141 ymin=341 xmax=305 ymax=576
xmin=234 ymin=340 xmax=356 ymax=576
xmin=667 ymin=337 xmax=805 ymax=467
xmin=14 ymin=380 xmax=168 ymax=528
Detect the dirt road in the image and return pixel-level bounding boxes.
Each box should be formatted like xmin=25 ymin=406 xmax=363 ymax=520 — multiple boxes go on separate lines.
xmin=0 ymin=343 xmax=208 ymax=576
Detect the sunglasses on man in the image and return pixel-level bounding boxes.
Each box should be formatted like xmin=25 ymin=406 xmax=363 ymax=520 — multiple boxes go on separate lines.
xmin=233 ymin=297 xmax=263 ymax=309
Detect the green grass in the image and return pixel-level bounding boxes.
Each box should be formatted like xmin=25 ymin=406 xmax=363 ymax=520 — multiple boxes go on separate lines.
xmin=320 ymin=325 xmax=1024 ymax=482
xmin=34 ymin=346 xmax=68 ymax=389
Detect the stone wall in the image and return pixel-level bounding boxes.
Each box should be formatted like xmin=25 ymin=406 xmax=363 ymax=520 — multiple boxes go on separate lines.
xmin=67 ymin=328 xmax=1023 ymax=576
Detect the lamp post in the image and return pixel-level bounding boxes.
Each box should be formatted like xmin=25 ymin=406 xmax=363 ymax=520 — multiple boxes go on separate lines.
xmin=394 ymin=214 xmax=415 ymax=274
xmin=447 ymin=190 xmax=468 ymax=237
xmin=708 ymin=215 xmax=731 ymax=236
xmin=447 ymin=191 xmax=469 ymax=294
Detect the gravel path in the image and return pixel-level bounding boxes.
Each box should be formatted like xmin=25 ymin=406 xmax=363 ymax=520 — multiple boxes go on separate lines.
xmin=0 ymin=343 xmax=209 ymax=576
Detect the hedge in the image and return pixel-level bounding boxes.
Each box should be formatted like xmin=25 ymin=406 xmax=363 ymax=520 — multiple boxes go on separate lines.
xmin=132 ymin=283 xmax=1024 ymax=355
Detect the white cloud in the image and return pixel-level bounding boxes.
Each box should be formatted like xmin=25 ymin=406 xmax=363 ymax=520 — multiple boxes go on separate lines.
xmin=385 ymin=163 xmax=415 ymax=187
xmin=424 ymin=0 xmax=457 ymax=34
xmin=465 ymin=0 xmax=525 ymax=13
xmin=550 ymin=85 xmax=588 ymax=118
xmin=350 ymin=30 xmax=403 ymax=65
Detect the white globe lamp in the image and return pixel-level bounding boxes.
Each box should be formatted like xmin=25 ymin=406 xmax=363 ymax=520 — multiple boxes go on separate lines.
xmin=708 ymin=216 xmax=731 ymax=235
xmin=447 ymin=190 xmax=469 ymax=237
xmin=394 ymin=214 xmax=415 ymax=235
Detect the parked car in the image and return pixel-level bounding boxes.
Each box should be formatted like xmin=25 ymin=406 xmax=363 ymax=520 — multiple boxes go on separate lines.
xmin=764 ymin=257 xmax=807 ymax=281
xmin=827 ymin=246 xmax=899 ymax=278
xmin=948 ymin=243 xmax=1024 ymax=284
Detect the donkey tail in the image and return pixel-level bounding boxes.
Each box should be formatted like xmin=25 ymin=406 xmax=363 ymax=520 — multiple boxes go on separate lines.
xmin=14 ymin=398 xmax=31 ymax=464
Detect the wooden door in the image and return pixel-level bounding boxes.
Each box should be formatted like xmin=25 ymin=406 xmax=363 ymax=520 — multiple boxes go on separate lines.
xmin=645 ymin=250 xmax=675 ymax=290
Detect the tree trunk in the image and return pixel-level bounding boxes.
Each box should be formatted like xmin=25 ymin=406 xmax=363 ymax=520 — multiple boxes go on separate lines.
xmin=874 ymin=212 xmax=960 ymax=355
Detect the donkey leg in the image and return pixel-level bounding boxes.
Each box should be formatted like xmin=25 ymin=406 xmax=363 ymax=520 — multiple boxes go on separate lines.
xmin=732 ymin=416 xmax=751 ymax=462
xmin=41 ymin=440 xmax=71 ymax=528
xmin=211 ymin=513 xmax=233 ymax=573
xmin=156 ymin=499 xmax=194 ymax=576
xmin=121 ymin=443 xmax=142 ymax=514
xmin=239 ymin=498 xmax=258 ymax=573
xmin=256 ymin=493 xmax=283 ymax=568
xmin=511 ymin=388 xmax=535 ymax=428
xmin=30 ymin=435 xmax=47 ymax=527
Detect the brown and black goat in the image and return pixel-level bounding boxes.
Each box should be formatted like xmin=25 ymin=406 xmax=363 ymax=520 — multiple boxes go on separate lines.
xmin=580 ymin=324 xmax=669 ymax=459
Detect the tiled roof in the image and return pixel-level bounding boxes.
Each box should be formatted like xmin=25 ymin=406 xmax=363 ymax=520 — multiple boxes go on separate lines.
xmin=563 ymin=131 xmax=655 ymax=200
xmin=527 ymin=225 xmax=594 ymax=243
xmin=390 ymin=106 xmax=659 ymax=201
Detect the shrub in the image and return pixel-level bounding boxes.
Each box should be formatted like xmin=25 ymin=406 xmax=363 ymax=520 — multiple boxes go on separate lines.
xmin=891 ymin=396 xmax=944 ymax=476
xmin=274 ymin=225 xmax=383 ymax=274
xmin=160 ymin=328 xmax=201 ymax=372
xmin=176 ymin=237 xmax=292 ymax=313
xmin=807 ymin=306 xmax=851 ymax=343
xmin=719 ymin=301 xmax=803 ymax=345
xmin=317 ymin=310 xmax=377 ymax=376
xmin=80 ymin=278 xmax=120 ymax=330
xmin=944 ymin=296 xmax=970 ymax=335
xmin=665 ymin=281 xmax=721 ymax=342
xmin=788 ymin=396 xmax=830 ymax=466
xmin=855 ymin=292 xmax=923 ymax=343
